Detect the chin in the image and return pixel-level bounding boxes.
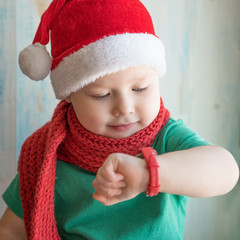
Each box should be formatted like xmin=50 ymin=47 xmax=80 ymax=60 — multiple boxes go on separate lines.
xmin=100 ymin=130 xmax=133 ymax=139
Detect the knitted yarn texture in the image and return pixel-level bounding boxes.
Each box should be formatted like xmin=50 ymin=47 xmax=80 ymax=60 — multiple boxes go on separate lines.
xmin=18 ymin=99 xmax=170 ymax=240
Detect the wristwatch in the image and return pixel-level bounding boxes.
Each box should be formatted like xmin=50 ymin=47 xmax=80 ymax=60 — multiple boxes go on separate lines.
xmin=141 ymin=147 xmax=160 ymax=197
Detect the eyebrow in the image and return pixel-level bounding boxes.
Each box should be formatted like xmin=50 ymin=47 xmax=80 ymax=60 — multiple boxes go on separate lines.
xmin=84 ymin=82 xmax=105 ymax=90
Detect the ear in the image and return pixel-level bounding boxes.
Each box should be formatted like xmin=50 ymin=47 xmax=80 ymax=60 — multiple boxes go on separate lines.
xmin=65 ymin=96 xmax=72 ymax=103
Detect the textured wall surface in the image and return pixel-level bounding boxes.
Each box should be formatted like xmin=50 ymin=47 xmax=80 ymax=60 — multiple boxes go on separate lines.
xmin=0 ymin=0 xmax=239 ymax=239
xmin=141 ymin=1 xmax=240 ymax=239
xmin=0 ymin=0 xmax=17 ymax=216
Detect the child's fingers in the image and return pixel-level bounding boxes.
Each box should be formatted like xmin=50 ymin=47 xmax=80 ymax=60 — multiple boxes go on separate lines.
xmin=92 ymin=184 xmax=123 ymax=199
xmin=92 ymin=192 xmax=125 ymax=206
xmin=95 ymin=166 xmax=125 ymax=188
xmin=114 ymin=172 xmax=125 ymax=181
xmin=92 ymin=192 xmax=106 ymax=204
xmin=93 ymin=175 xmax=126 ymax=190
xmin=99 ymin=165 xmax=125 ymax=183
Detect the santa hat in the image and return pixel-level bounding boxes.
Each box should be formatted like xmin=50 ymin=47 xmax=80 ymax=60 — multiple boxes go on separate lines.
xmin=19 ymin=0 xmax=166 ymax=99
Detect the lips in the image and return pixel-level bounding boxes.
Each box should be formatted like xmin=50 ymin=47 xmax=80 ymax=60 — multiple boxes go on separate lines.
xmin=109 ymin=123 xmax=136 ymax=132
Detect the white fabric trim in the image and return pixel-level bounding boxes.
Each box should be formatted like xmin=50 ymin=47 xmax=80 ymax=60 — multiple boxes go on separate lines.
xmin=51 ymin=33 xmax=166 ymax=99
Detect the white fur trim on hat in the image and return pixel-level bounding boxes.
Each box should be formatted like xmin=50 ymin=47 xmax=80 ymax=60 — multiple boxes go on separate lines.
xmin=51 ymin=33 xmax=166 ymax=99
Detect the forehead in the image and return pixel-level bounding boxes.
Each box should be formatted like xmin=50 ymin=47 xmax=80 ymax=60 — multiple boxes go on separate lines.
xmin=86 ymin=66 xmax=159 ymax=89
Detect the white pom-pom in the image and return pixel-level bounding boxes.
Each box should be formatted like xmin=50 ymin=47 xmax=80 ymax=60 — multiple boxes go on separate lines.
xmin=18 ymin=42 xmax=52 ymax=81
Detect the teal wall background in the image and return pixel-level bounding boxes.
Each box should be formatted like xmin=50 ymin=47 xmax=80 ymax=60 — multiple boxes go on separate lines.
xmin=0 ymin=0 xmax=17 ymax=218
xmin=0 ymin=0 xmax=239 ymax=239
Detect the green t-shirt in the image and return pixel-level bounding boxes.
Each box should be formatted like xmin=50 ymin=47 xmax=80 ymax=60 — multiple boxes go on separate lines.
xmin=3 ymin=119 xmax=210 ymax=240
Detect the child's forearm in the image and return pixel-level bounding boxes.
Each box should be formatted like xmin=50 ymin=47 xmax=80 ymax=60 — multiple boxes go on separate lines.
xmin=157 ymin=145 xmax=239 ymax=197
xmin=93 ymin=145 xmax=239 ymax=205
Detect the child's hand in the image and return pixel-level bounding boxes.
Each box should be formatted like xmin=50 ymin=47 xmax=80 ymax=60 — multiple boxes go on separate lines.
xmin=92 ymin=153 xmax=149 ymax=206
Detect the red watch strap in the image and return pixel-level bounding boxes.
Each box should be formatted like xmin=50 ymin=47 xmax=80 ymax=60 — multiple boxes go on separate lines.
xmin=141 ymin=147 xmax=160 ymax=197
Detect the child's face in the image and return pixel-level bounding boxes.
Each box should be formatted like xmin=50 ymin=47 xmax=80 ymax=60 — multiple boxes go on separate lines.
xmin=66 ymin=66 xmax=160 ymax=139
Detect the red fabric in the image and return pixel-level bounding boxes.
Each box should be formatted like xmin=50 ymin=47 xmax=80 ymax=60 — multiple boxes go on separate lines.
xmin=18 ymin=98 xmax=170 ymax=239
xmin=32 ymin=0 xmax=156 ymax=70
xmin=51 ymin=0 xmax=155 ymax=69
xmin=33 ymin=0 xmax=67 ymax=45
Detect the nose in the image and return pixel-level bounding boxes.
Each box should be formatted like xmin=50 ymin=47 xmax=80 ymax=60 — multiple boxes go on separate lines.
xmin=112 ymin=95 xmax=135 ymax=117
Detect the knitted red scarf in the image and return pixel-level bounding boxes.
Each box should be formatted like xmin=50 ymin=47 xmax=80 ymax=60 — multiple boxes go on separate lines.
xmin=18 ymin=98 xmax=170 ymax=240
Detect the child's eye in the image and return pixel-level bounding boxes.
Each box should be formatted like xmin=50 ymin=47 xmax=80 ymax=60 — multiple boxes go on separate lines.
xmin=92 ymin=93 xmax=110 ymax=99
xmin=132 ymin=87 xmax=147 ymax=92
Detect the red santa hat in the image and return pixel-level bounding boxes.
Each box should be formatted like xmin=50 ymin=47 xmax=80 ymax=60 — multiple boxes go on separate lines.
xmin=19 ymin=0 xmax=166 ymax=99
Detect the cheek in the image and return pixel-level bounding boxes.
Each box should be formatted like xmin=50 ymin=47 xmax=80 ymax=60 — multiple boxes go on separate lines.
xmin=72 ymin=102 xmax=107 ymax=131
xmin=138 ymin=88 xmax=160 ymax=124
xmin=140 ymin=102 xmax=160 ymax=124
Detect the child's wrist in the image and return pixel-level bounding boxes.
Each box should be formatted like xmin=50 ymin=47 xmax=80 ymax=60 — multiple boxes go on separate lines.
xmin=142 ymin=162 xmax=150 ymax=194
xmin=136 ymin=153 xmax=150 ymax=193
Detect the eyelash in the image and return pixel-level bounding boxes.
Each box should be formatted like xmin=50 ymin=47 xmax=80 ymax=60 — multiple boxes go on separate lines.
xmin=132 ymin=87 xmax=147 ymax=92
xmin=92 ymin=93 xmax=110 ymax=99
xmin=91 ymin=87 xmax=148 ymax=100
